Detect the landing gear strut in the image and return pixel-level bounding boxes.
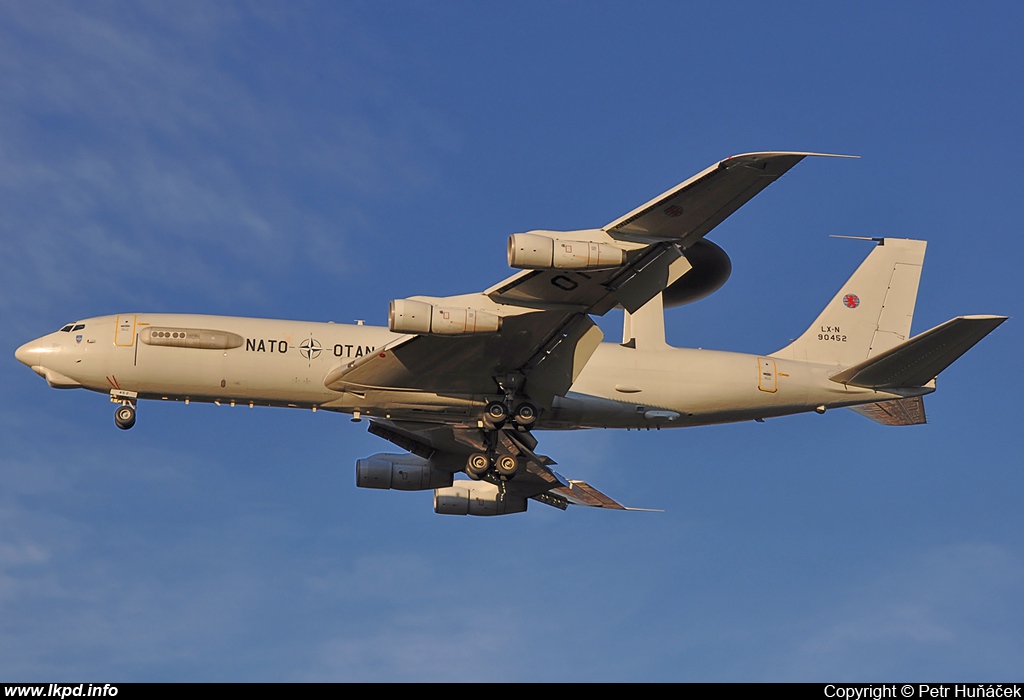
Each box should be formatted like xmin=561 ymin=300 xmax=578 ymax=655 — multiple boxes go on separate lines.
xmin=114 ymin=404 xmax=136 ymax=430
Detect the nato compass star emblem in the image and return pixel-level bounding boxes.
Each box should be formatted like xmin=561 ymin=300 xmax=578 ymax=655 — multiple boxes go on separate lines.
xmin=299 ymin=337 xmax=322 ymax=361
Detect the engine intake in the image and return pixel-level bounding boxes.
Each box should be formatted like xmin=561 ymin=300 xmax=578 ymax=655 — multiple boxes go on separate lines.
xmin=389 ymin=299 xmax=501 ymax=335
xmin=356 ymin=453 xmax=454 ymax=491
xmin=434 ymin=480 xmax=528 ymax=516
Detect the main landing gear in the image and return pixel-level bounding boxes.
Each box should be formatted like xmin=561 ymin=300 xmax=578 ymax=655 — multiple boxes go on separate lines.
xmin=467 ymin=399 xmax=538 ymax=480
xmin=466 ymin=450 xmax=522 ymax=480
xmin=483 ymin=400 xmax=537 ymax=430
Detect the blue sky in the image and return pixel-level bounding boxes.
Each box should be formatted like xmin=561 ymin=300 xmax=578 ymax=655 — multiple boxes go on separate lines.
xmin=2 ymin=1 xmax=1022 ymax=681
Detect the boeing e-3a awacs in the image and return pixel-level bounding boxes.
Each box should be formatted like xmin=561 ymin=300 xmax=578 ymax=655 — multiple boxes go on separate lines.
xmin=15 ymin=152 xmax=1006 ymax=516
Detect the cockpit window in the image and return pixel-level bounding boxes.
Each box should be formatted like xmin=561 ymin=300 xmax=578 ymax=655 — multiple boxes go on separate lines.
xmin=60 ymin=324 xmax=73 ymax=332
xmin=72 ymin=324 xmax=85 ymax=332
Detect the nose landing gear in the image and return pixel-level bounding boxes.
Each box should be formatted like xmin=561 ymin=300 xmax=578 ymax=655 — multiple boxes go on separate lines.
xmin=114 ymin=404 xmax=136 ymax=430
xmin=110 ymin=389 xmax=138 ymax=431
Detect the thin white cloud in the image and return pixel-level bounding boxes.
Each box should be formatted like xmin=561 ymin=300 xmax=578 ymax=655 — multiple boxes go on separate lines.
xmin=775 ymin=543 xmax=1024 ymax=679
xmin=0 ymin=2 xmax=457 ymax=318
xmin=307 ymin=624 xmax=514 ymax=682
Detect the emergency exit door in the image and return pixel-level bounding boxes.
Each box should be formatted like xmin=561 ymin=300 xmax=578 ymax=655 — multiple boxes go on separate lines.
xmin=757 ymin=357 xmax=777 ymax=393
xmin=114 ymin=315 xmax=136 ymax=346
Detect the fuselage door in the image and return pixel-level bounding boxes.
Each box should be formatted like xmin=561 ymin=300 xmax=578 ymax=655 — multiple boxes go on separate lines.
xmin=115 ymin=315 xmax=137 ymax=347
xmin=757 ymin=357 xmax=777 ymax=393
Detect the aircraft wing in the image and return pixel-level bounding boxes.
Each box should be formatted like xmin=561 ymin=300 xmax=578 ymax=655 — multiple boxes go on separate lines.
xmin=324 ymin=310 xmax=604 ymax=406
xmin=486 ymin=241 xmax=692 ymax=315
xmin=327 ymin=239 xmax=689 ymax=401
xmin=487 ymin=152 xmax=852 ymax=315
xmin=327 ymin=152 xmax=833 ymax=404
xmin=605 ymin=151 xmax=855 ymax=244
xmin=367 ymin=419 xmax=653 ymax=512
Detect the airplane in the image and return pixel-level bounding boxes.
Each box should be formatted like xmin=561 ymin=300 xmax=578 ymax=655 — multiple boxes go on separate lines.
xmin=15 ymin=152 xmax=1006 ymax=517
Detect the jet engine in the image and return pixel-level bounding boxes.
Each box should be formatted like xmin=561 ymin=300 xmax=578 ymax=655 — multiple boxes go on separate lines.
xmin=508 ymin=232 xmax=625 ymax=270
xmin=433 ymin=480 xmax=528 ymax=516
xmin=389 ymin=299 xmax=501 ymax=335
xmin=356 ymin=453 xmax=454 ymax=491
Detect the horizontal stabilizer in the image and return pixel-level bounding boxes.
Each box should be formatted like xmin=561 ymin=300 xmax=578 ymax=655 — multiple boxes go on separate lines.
xmin=830 ymin=315 xmax=1007 ymax=389
xmin=849 ymin=396 xmax=927 ymax=426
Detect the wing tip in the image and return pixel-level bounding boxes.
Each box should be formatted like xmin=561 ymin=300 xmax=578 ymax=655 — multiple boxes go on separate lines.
xmin=957 ymin=314 xmax=1009 ymax=322
xmin=725 ymin=151 xmax=860 ymax=161
xmin=557 ymin=480 xmax=662 ymax=512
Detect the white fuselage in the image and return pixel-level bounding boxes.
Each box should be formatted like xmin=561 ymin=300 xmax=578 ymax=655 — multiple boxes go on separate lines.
xmin=16 ymin=313 xmax=924 ymax=429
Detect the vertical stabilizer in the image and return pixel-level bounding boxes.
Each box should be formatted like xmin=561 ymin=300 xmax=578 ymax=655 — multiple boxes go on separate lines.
xmin=622 ymin=293 xmax=668 ymax=349
xmin=772 ymin=238 xmax=926 ymax=366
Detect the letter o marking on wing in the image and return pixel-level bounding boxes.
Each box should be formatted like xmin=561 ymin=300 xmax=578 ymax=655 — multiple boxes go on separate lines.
xmin=550 ymin=275 xmax=579 ymax=291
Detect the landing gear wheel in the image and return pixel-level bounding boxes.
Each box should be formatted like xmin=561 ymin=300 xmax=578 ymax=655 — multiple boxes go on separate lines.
xmin=484 ymin=401 xmax=509 ymax=427
xmin=466 ymin=452 xmax=491 ymax=478
xmin=114 ymin=404 xmax=136 ymax=431
xmin=495 ymin=454 xmax=520 ymax=480
xmin=513 ymin=402 xmax=537 ymax=428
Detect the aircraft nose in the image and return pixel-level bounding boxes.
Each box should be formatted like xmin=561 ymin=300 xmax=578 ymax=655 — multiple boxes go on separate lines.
xmin=15 ymin=338 xmax=43 ymax=367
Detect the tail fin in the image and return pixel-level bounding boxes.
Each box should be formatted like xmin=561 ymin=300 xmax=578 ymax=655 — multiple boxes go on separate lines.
xmin=772 ymin=238 xmax=927 ymax=366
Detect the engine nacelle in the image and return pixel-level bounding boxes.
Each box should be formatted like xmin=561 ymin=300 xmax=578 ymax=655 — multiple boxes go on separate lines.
xmin=508 ymin=232 xmax=625 ymax=270
xmin=434 ymin=480 xmax=528 ymax=516
xmin=389 ymin=299 xmax=501 ymax=335
xmin=356 ymin=453 xmax=454 ymax=491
